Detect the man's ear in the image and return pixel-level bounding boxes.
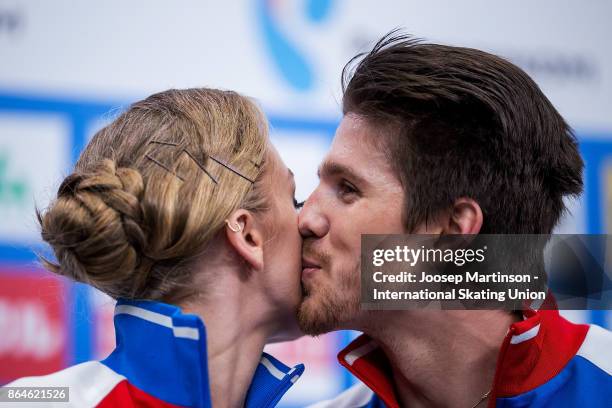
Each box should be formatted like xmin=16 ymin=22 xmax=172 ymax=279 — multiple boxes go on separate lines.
xmin=446 ymin=197 xmax=483 ymax=234
xmin=224 ymin=210 xmax=264 ymax=272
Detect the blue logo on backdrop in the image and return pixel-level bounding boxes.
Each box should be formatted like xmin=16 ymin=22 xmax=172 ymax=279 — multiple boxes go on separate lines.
xmin=256 ymin=0 xmax=335 ymax=92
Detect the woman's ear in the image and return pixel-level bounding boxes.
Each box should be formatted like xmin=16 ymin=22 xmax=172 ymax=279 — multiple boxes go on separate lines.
xmin=224 ymin=210 xmax=264 ymax=272
xmin=446 ymin=197 xmax=483 ymax=234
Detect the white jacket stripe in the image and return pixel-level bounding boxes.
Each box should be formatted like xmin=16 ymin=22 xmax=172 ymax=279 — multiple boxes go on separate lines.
xmin=4 ymin=361 xmax=125 ymax=408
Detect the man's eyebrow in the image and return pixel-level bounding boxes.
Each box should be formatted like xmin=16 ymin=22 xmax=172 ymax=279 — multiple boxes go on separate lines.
xmin=318 ymin=160 xmax=367 ymax=185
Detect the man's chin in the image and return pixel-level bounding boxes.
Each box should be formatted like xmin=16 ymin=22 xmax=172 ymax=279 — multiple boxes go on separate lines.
xmin=296 ymin=290 xmax=346 ymax=336
xmin=297 ymin=299 xmax=332 ymax=336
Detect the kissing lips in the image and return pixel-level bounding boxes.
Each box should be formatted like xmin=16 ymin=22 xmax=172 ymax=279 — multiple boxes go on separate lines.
xmin=301 ymin=258 xmax=321 ymax=280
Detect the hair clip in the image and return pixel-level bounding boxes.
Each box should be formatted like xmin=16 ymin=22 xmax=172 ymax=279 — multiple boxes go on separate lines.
xmin=209 ymin=155 xmax=255 ymax=184
xmin=149 ymin=140 xmax=179 ymax=147
xmin=182 ymin=149 xmax=218 ymax=184
xmin=145 ymin=154 xmax=185 ymax=181
xmin=147 ymin=139 xmax=254 ymax=184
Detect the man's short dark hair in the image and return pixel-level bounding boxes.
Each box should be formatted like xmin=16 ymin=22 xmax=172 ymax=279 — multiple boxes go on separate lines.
xmin=342 ymin=32 xmax=583 ymax=234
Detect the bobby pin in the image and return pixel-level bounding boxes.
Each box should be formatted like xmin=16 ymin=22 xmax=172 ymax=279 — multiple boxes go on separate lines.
xmin=209 ymin=155 xmax=255 ymax=184
xmin=147 ymin=139 xmax=254 ymax=184
xmin=149 ymin=140 xmax=179 ymax=147
xmin=145 ymin=154 xmax=185 ymax=181
xmin=182 ymin=149 xmax=219 ymax=184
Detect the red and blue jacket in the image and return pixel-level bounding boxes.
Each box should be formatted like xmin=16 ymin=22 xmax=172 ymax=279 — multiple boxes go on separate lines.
xmin=310 ymin=309 xmax=611 ymax=408
xmin=7 ymin=299 xmax=304 ymax=407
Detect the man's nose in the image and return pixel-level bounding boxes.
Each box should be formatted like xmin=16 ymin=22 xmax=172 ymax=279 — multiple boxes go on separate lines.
xmin=298 ymin=192 xmax=330 ymax=239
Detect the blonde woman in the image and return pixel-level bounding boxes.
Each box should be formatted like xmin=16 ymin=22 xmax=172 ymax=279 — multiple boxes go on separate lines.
xmin=8 ymin=89 xmax=305 ymax=408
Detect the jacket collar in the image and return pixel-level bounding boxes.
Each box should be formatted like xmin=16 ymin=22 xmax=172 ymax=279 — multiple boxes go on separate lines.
xmin=101 ymin=299 xmax=304 ymax=408
xmin=337 ymin=309 xmax=588 ymax=408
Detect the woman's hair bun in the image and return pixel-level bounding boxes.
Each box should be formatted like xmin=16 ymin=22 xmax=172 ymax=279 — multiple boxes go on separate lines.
xmin=38 ymin=159 xmax=151 ymax=298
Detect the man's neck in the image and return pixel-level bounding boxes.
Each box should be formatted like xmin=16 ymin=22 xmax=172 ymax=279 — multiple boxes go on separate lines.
xmin=362 ymin=310 xmax=519 ymax=408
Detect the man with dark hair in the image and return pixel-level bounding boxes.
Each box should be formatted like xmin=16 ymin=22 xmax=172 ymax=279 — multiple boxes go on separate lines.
xmin=299 ymin=33 xmax=611 ymax=407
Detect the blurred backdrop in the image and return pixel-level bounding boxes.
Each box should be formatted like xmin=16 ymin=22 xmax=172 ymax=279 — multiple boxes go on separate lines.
xmin=0 ymin=1 xmax=611 ymax=406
